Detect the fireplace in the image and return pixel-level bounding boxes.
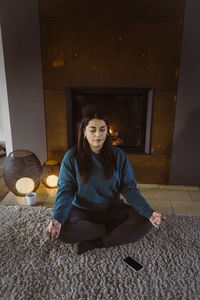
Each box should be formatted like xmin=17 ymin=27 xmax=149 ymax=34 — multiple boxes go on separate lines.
xmin=66 ymin=87 xmax=154 ymax=154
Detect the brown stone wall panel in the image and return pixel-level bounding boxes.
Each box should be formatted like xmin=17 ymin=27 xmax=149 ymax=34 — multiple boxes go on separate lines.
xmin=44 ymin=90 xmax=68 ymax=155
xmin=152 ymin=92 xmax=176 ymax=131
xmin=128 ymin=154 xmax=171 ymax=183
xmin=39 ymin=0 xmax=185 ymax=18
xmin=40 ymin=18 xmax=182 ymax=90
xmin=151 ymin=91 xmax=176 ymax=155
xmin=48 ymin=151 xmax=66 ymax=163
xmin=151 ymin=128 xmax=173 ymax=155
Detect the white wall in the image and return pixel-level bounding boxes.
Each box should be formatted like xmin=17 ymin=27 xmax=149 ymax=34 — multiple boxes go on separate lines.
xmin=0 ymin=99 xmax=5 ymax=143
xmin=0 ymin=0 xmax=47 ymax=163
xmin=0 ymin=24 xmax=12 ymax=149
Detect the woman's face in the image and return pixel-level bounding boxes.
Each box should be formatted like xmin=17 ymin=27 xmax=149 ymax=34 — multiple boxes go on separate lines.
xmin=84 ymin=118 xmax=108 ymax=153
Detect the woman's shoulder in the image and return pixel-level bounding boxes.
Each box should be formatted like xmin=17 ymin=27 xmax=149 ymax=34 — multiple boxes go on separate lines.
xmin=63 ymin=146 xmax=77 ymax=162
xmin=112 ymin=146 xmax=126 ymax=159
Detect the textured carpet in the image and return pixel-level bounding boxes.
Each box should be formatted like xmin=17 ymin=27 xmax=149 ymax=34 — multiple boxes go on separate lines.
xmin=0 ymin=205 xmax=199 ymax=300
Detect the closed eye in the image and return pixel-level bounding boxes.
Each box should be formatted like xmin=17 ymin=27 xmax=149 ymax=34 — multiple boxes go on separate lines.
xmin=89 ymin=129 xmax=106 ymax=132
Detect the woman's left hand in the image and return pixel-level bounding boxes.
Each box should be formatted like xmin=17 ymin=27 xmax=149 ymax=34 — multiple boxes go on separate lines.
xmin=149 ymin=211 xmax=166 ymax=228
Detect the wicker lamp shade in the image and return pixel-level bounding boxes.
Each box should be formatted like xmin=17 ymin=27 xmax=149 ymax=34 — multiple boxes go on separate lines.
xmin=3 ymin=150 xmax=42 ymax=196
xmin=41 ymin=160 xmax=60 ymax=188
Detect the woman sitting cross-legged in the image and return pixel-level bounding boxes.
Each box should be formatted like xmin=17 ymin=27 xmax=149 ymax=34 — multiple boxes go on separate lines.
xmin=45 ymin=110 xmax=166 ymax=254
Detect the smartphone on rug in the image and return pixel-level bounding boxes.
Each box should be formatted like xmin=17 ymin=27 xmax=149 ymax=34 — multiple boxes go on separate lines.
xmin=123 ymin=256 xmax=144 ymax=273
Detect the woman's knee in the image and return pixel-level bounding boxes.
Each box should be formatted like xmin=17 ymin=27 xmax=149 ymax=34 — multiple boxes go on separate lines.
xmin=58 ymin=220 xmax=106 ymax=243
xmin=127 ymin=206 xmax=151 ymax=224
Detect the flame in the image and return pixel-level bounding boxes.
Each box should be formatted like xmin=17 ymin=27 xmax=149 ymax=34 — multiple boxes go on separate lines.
xmin=109 ymin=126 xmax=115 ymax=135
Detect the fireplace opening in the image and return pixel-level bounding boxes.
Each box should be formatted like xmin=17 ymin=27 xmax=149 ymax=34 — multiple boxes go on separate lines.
xmin=66 ymin=87 xmax=154 ymax=154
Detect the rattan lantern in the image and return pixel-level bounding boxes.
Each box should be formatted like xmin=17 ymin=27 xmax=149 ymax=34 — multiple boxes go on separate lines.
xmin=41 ymin=160 xmax=60 ymax=188
xmin=3 ymin=150 xmax=42 ymax=196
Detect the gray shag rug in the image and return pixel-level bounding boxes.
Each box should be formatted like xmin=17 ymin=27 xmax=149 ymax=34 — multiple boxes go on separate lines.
xmin=0 ymin=205 xmax=199 ymax=300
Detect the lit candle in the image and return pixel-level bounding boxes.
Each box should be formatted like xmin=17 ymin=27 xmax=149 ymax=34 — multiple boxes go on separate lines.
xmin=15 ymin=177 xmax=35 ymax=194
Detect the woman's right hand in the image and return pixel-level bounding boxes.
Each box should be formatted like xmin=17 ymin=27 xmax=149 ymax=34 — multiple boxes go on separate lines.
xmin=45 ymin=219 xmax=62 ymax=238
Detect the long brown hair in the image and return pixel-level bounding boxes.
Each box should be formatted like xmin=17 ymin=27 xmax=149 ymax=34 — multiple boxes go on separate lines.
xmin=76 ymin=110 xmax=117 ymax=184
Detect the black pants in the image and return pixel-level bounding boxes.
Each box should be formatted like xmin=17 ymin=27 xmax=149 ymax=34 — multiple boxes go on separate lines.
xmin=58 ymin=200 xmax=152 ymax=248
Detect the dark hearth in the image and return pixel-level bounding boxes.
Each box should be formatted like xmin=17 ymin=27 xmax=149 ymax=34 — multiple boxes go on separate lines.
xmin=66 ymin=87 xmax=154 ymax=154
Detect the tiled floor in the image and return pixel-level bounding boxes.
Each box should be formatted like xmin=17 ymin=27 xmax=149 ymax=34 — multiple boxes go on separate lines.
xmin=1 ymin=183 xmax=200 ymax=216
xmin=138 ymin=184 xmax=200 ymax=216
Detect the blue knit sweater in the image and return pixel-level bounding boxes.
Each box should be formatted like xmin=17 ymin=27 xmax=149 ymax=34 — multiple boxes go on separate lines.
xmin=52 ymin=146 xmax=154 ymax=224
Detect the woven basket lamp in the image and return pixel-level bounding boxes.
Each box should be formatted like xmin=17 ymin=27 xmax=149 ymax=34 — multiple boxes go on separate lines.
xmin=41 ymin=160 xmax=60 ymax=188
xmin=3 ymin=150 xmax=42 ymax=196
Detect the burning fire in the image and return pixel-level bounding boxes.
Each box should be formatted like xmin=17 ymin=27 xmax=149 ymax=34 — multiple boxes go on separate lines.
xmin=109 ymin=125 xmax=124 ymax=146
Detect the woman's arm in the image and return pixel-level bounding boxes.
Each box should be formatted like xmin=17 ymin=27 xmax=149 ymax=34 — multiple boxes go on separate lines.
xmin=119 ymin=152 xmax=166 ymax=226
xmin=119 ymin=153 xmax=154 ymax=220
xmin=52 ymin=149 xmax=77 ymax=225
